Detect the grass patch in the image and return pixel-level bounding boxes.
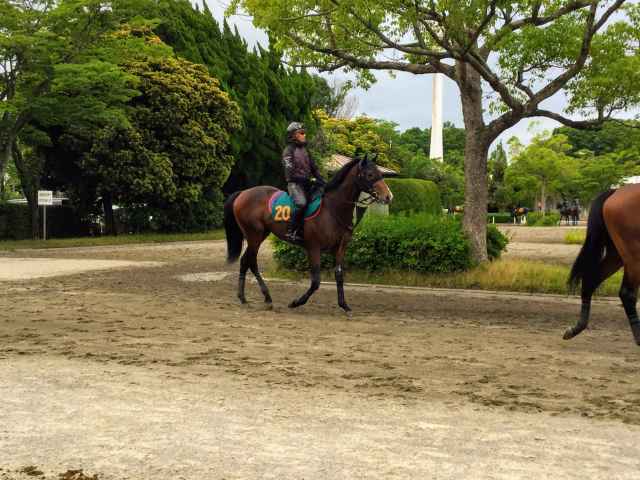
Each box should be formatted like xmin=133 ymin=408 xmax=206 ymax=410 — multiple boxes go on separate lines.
xmin=565 ymin=229 xmax=586 ymax=245
xmin=0 ymin=230 xmax=225 ymax=251
xmin=267 ymin=258 xmax=622 ymax=297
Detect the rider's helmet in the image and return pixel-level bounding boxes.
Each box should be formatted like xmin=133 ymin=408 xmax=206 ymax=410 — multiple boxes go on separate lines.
xmin=286 ymin=122 xmax=304 ymax=141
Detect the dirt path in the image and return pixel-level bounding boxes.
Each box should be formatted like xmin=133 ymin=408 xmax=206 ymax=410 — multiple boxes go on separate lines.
xmin=1 ymin=239 xmax=639 ymax=479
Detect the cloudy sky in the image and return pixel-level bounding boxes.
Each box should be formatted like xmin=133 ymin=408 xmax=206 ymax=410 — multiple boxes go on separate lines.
xmin=205 ymin=0 xmax=635 ymax=151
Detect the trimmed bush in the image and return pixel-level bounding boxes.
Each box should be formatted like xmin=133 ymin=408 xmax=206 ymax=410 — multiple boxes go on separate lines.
xmin=384 ymin=178 xmax=441 ymax=216
xmin=0 ymin=203 xmax=31 ymax=239
xmin=527 ymin=212 xmax=561 ymax=226
xmin=487 ymin=212 xmax=513 ymax=224
xmin=272 ymin=214 xmax=508 ymax=273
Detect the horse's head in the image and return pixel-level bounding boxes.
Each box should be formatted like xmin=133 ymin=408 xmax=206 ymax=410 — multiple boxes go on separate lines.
xmin=356 ymin=154 xmax=393 ymax=205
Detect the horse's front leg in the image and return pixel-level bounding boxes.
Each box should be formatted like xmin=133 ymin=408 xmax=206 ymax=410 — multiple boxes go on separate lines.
xmin=289 ymin=247 xmax=321 ymax=309
xmin=335 ymin=236 xmax=351 ymax=313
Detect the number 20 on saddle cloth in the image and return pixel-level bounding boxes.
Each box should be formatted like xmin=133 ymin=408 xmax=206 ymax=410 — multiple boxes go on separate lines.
xmin=267 ymin=190 xmax=323 ymax=223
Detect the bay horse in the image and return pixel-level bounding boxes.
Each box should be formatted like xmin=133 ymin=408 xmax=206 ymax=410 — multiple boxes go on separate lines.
xmin=224 ymin=155 xmax=393 ymax=312
xmin=564 ymin=184 xmax=640 ymax=345
xmin=511 ymin=206 xmax=529 ymax=224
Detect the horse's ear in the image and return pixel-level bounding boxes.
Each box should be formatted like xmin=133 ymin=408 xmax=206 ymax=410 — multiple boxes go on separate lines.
xmin=360 ymin=154 xmax=369 ymax=166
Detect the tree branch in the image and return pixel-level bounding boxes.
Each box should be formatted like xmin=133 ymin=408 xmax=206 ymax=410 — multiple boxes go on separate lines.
xmin=530 ymin=0 xmax=622 ymax=106
xmin=482 ymin=0 xmax=594 ymax=53
xmin=285 ymin=32 xmax=452 ymax=77
xmin=328 ymin=0 xmax=451 ymax=60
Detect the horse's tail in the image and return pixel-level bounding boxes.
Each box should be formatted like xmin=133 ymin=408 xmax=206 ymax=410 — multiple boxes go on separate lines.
xmin=224 ymin=191 xmax=244 ymax=264
xmin=568 ymin=189 xmax=617 ymax=292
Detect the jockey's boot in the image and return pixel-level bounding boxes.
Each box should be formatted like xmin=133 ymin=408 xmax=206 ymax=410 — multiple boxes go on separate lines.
xmin=286 ymin=208 xmax=305 ymax=243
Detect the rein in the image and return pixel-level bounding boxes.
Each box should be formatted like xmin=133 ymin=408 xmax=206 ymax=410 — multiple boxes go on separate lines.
xmin=323 ymin=165 xmax=382 ymax=232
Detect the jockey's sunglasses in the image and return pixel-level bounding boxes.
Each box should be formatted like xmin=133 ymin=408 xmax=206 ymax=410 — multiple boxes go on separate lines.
xmin=297 ymin=130 xmax=306 ymax=135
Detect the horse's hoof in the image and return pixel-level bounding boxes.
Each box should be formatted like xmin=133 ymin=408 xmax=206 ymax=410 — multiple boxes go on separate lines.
xmin=563 ymin=328 xmax=575 ymax=340
xmin=264 ymin=302 xmax=273 ymax=310
xmin=288 ymin=300 xmax=299 ymax=309
xmin=630 ymin=324 xmax=640 ymax=346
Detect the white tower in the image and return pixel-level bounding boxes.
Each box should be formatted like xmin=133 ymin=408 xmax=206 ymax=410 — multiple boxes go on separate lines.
xmin=429 ymin=73 xmax=444 ymax=161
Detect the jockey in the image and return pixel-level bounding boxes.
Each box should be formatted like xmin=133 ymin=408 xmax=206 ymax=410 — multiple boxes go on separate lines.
xmin=282 ymin=122 xmax=326 ymax=242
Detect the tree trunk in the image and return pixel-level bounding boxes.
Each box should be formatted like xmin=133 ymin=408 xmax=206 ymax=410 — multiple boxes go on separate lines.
xmin=27 ymin=188 xmax=39 ymax=239
xmin=457 ymin=62 xmax=490 ymax=263
xmin=102 ymin=191 xmax=117 ymax=236
xmin=12 ymin=144 xmax=40 ymax=239
xmin=541 ymin=183 xmax=547 ymax=214
xmin=0 ymin=140 xmax=12 ymax=198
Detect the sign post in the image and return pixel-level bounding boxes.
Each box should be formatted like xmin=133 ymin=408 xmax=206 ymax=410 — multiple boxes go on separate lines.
xmin=37 ymin=191 xmax=53 ymax=240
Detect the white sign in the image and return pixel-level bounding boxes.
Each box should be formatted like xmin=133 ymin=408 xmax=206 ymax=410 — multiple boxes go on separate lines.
xmin=38 ymin=190 xmax=53 ymax=206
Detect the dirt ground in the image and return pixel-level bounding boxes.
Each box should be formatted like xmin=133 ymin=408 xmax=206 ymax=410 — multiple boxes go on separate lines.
xmin=2 ymin=226 xmax=640 ymax=479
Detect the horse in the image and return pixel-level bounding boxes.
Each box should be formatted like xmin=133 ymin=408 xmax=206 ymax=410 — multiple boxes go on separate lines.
xmin=447 ymin=205 xmax=464 ymax=215
xmin=511 ymin=206 xmax=529 ymax=224
xmin=563 ymin=185 xmax=640 ymax=345
xmin=223 ymin=155 xmax=393 ymax=313
xmin=558 ymin=201 xmax=580 ymax=226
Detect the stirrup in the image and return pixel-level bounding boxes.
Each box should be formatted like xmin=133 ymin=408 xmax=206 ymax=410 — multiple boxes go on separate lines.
xmin=286 ymin=228 xmax=304 ymax=243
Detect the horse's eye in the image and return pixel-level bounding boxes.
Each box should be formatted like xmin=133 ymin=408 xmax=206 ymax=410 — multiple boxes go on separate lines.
xmin=367 ymin=172 xmax=375 ymax=181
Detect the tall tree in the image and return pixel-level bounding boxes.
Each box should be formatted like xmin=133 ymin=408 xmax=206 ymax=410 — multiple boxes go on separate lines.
xmin=230 ymin=0 xmax=640 ymax=262
xmin=154 ymin=0 xmax=331 ymax=191
xmin=1 ymin=0 xmax=165 ymax=237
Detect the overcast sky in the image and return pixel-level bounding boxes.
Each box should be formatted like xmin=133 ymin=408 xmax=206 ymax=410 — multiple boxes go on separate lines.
xmin=205 ymin=0 xmax=637 ymax=152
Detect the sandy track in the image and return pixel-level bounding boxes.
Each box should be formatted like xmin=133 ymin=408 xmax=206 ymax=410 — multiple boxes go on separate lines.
xmin=1 ymin=236 xmax=639 ymax=479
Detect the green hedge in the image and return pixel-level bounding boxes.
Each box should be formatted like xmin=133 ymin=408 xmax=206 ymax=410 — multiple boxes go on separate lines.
xmin=487 ymin=213 xmax=513 ymax=224
xmin=0 ymin=203 xmax=31 ymax=239
xmin=527 ymin=212 xmax=561 ymax=226
xmin=272 ymin=214 xmax=508 ymax=273
xmin=0 ymin=203 xmax=87 ymax=240
xmin=385 ymin=178 xmax=441 ymax=216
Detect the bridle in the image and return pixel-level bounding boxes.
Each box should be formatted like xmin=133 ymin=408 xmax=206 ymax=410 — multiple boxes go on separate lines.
xmin=354 ymin=163 xmax=384 ymax=207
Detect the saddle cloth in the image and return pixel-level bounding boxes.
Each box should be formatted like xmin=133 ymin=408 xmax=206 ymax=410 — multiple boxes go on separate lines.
xmin=268 ymin=190 xmax=322 ymax=222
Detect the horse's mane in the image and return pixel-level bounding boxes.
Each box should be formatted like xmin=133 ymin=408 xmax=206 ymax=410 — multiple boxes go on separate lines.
xmin=324 ymin=158 xmax=360 ymax=192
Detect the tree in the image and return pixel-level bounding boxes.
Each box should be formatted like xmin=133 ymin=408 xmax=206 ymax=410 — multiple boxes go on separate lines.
xmin=230 ymin=0 xmax=640 ymax=262
xmin=555 ymin=119 xmax=640 ymax=156
xmin=316 ymin=110 xmax=400 ymax=170
xmin=47 ymin=57 xmax=240 ymax=233
xmin=504 ymin=132 xmax=578 ymax=211
xmin=1 ymin=0 xmax=169 ymax=237
xmin=488 ymin=142 xmax=507 ymax=210
xmin=154 ymin=0 xmax=332 ymax=191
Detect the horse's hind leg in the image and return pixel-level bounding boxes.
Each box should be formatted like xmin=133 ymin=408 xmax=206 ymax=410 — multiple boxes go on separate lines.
xmin=238 ymin=232 xmax=272 ymax=305
xmin=249 ymin=235 xmax=272 ymax=306
xmin=620 ymin=268 xmax=640 ymax=345
xmin=564 ymin=251 xmax=623 ymax=339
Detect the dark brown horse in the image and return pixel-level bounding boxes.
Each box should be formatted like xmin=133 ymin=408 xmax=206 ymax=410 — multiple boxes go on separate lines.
xmin=224 ymin=155 xmax=393 ymax=312
xmin=564 ymin=184 xmax=640 ymax=345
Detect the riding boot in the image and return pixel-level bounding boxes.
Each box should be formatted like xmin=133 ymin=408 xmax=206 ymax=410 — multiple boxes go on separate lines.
xmin=287 ymin=208 xmax=305 ymax=243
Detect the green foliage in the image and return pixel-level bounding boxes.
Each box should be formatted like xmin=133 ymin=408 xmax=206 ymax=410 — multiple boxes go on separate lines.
xmin=486 ymin=224 xmax=509 ymax=260
xmin=272 ymin=214 xmax=508 ymax=273
xmin=487 ymin=213 xmax=513 ymax=224
xmin=384 ymin=178 xmax=441 ymax=216
xmin=155 ymin=0 xmax=329 ymax=190
xmin=565 ymin=229 xmax=586 ymax=245
xmin=555 ymin=120 xmax=640 ymax=156
xmin=315 ymin=111 xmax=399 ymax=170
xmin=0 ymin=203 xmax=31 ymax=239
xmin=526 ymin=212 xmax=561 ymax=227
xmin=85 ymin=57 xmax=241 ymax=231
xmin=502 ymin=128 xmax=640 ymax=209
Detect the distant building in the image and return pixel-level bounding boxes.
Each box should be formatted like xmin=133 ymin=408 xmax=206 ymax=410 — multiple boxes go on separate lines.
xmin=326 ymin=153 xmax=398 ymax=177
